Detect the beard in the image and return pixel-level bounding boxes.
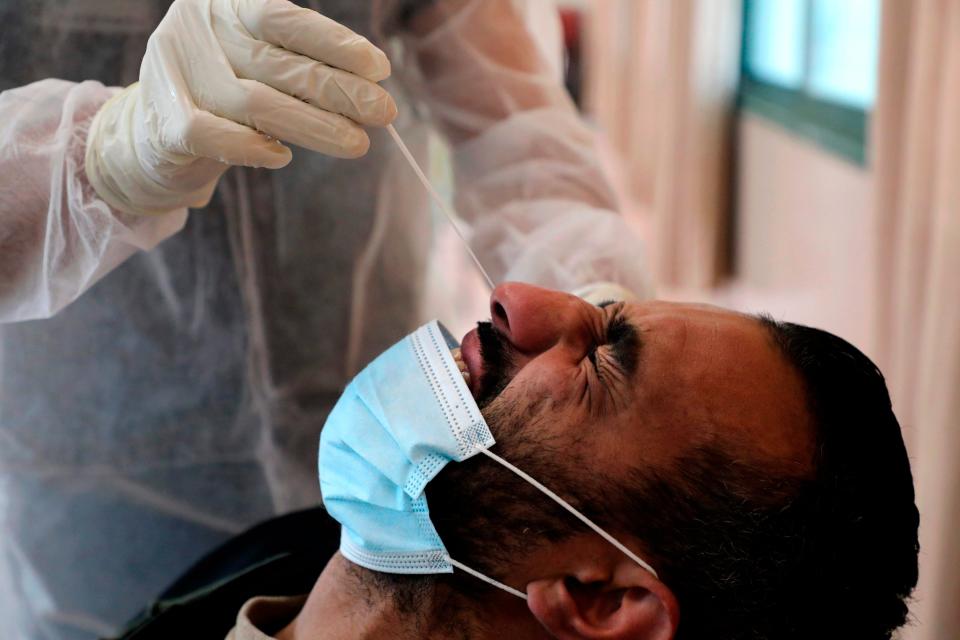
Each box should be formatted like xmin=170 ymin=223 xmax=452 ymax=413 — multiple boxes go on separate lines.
xmin=426 ymin=322 xmax=611 ymax=588
xmin=473 ymin=321 xmax=516 ymax=409
xmin=426 ymin=398 xmax=585 ymax=588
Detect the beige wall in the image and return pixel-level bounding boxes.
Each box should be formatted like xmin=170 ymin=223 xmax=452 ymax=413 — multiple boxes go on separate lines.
xmin=728 ymin=114 xmax=878 ymax=357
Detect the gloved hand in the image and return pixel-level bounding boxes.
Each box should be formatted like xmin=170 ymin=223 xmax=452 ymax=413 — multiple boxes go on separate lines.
xmin=85 ymin=0 xmax=398 ymax=216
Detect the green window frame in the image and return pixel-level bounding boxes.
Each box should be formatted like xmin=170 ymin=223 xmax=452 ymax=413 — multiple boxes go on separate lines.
xmin=738 ymin=0 xmax=874 ymax=165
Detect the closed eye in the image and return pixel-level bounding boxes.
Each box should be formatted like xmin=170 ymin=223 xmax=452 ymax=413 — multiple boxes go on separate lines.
xmin=586 ymin=345 xmax=599 ymax=370
xmin=605 ymin=314 xmax=640 ymax=376
xmin=586 ymin=301 xmax=642 ymax=382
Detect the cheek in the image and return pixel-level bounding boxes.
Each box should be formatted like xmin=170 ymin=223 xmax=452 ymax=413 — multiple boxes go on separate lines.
xmin=488 ymin=353 xmax=591 ymax=441
xmin=509 ymin=351 xmax=586 ymax=405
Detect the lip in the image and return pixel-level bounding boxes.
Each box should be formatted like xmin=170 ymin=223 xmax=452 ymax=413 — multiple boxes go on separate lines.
xmin=460 ymin=328 xmax=485 ymax=397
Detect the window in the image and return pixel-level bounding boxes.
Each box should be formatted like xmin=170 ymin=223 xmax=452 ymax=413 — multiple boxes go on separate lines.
xmin=740 ymin=0 xmax=881 ymax=164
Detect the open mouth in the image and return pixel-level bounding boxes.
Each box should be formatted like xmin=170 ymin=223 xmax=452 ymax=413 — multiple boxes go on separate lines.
xmin=443 ymin=326 xmax=490 ymax=400
xmin=457 ymin=323 xmax=519 ymax=407
xmin=451 ymin=346 xmax=471 ymax=388
xmin=454 ymin=327 xmax=484 ymax=398
xmin=447 ymin=321 xmax=516 ymax=405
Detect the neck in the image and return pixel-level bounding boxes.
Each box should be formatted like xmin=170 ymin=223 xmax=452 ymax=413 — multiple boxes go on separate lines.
xmin=276 ymin=553 xmax=406 ymax=640
xmin=275 ymin=553 xmax=544 ymax=640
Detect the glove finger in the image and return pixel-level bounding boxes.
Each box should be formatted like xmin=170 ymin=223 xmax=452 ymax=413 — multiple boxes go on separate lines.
xmin=236 ymin=0 xmax=391 ymax=82
xmin=180 ymin=109 xmax=293 ymax=169
xmin=220 ymin=78 xmax=371 ymax=158
xmin=225 ymin=38 xmax=397 ymax=126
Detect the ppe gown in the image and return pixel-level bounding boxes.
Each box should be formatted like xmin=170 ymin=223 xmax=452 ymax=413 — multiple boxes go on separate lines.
xmin=0 ymin=1 xmax=651 ymax=638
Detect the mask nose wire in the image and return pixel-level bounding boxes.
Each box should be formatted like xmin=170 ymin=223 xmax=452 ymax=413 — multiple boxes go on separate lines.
xmin=477 ymin=447 xmax=660 ymax=579
xmin=386 ymin=124 xmax=496 ymax=292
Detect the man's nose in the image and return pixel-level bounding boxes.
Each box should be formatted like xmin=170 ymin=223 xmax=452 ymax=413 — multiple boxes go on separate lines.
xmin=489 ymin=282 xmax=600 ymax=354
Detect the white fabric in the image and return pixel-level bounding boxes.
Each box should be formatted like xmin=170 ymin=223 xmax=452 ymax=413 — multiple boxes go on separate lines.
xmin=86 ymin=0 xmax=397 ymax=217
xmin=0 ymin=80 xmax=188 ymax=321
xmin=571 ymin=281 xmax=641 ymax=305
xmin=0 ymin=0 xmax=651 ymax=637
xmin=873 ymin=2 xmax=960 ymax=638
xmin=393 ymin=0 xmax=652 ymax=297
xmin=586 ymin=0 xmax=741 ymax=289
xmin=0 ymin=0 xmax=652 ymax=325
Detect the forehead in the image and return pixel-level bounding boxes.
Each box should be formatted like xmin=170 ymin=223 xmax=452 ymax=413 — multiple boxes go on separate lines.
xmin=622 ymin=301 xmax=814 ymax=469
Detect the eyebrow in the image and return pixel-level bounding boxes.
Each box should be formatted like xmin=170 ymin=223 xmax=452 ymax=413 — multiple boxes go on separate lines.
xmin=607 ymin=313 xmax=642 ymax=379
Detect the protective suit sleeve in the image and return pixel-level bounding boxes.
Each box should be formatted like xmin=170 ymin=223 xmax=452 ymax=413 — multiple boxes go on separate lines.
xmin=0 ymin=79 xmax=187 ymax=322
xmin=399 ymin=0 xmax=652 ymax=298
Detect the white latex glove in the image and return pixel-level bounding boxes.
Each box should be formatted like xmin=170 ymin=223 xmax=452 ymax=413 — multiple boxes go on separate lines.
xmin=85 ymin=0 xmax=398 ymax=216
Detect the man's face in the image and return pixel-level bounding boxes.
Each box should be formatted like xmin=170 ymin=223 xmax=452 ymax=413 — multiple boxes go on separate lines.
xmin=426 ymin=284 xmax=914 ymax=639
xmin=458 ymin=283 xmax=814 ymax=481
xmin=428 ymin=282 xmax=816 ymax=588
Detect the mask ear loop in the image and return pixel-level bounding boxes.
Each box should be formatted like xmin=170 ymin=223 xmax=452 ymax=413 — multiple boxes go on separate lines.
xmin=439 ymin=446 xmax=661 ymax=603
xmin=477 ymin=447 xmax=660 ymax=579
xmin=443 ymin=556 xmax=528 ymax=600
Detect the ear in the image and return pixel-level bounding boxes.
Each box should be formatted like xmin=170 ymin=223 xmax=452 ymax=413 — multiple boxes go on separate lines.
xmin=526 ymin=565 xmax=678 ymax=640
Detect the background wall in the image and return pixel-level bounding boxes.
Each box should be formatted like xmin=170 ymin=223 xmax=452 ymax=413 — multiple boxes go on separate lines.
xmin=582 ymin=2 xmax=960 ymax=636
xmin=732 ymin=113 xmax=877 ymax=356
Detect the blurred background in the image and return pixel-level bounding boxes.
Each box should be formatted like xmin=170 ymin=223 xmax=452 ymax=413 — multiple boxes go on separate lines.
xmin=537 ymin=1 xmax=956 ymax=638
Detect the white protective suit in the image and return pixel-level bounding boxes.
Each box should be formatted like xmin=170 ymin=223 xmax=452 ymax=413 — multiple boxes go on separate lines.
xmin=0 ymin=0 xmax=650 ymax=638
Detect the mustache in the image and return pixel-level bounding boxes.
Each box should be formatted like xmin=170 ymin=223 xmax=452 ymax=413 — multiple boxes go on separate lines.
xmin=475 ymin=321 xmax=516 ymax=408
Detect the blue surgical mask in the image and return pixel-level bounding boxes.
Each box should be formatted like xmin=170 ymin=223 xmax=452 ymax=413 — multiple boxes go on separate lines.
xmin=319 ymin=320 xmax=658 ymax=599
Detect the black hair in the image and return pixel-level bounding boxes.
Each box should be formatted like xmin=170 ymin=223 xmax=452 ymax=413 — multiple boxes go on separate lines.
xmin=633 ymin=318 xmax=920 ymax=639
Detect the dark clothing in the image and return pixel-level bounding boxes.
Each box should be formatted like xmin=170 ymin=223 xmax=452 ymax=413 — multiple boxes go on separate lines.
xmin=110 ymin=508 xmax=339 ymax=640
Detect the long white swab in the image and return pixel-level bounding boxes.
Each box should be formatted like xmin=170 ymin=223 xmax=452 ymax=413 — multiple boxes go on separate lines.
xmin=386 ymin=124 xmax=496 ymax=292
xmin=478 ymin=447 xmax=660 ymax=579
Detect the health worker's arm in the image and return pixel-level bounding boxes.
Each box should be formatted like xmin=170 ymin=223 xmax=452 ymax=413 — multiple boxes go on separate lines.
xmin=0 ymin=80 xmax=187 ymax=322
xmin=399 ymin=0 xmax=652 ymax=299
xmin=0 ymin=0 xmax=395 ymax=323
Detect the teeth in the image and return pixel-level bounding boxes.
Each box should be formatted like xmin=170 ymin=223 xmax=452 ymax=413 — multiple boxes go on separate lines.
xmin=451 ymin=348 xmax=471 ymax=384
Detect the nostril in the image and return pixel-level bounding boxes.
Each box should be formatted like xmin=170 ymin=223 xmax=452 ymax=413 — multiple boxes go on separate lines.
xmin=492 ymin=301 xmax=509 ymax=329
